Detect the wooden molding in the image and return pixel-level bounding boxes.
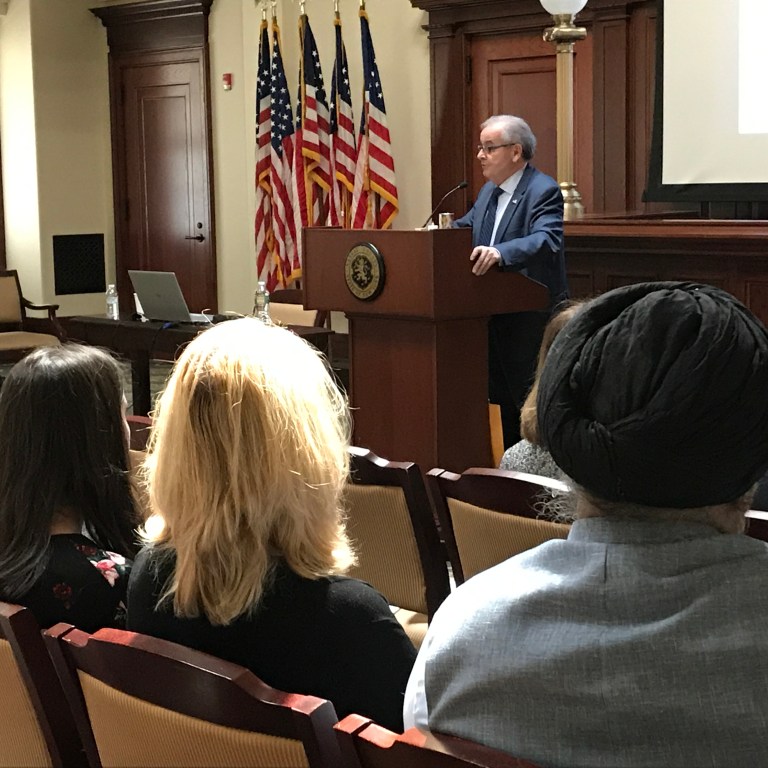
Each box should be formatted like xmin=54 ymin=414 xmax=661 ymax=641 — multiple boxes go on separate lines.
xmin=91 ymin=0 xmax=213 ymax=53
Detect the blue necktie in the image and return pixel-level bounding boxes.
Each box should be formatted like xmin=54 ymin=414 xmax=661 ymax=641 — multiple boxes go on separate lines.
xmin=478 ymin=186 xmax=503 ymax=246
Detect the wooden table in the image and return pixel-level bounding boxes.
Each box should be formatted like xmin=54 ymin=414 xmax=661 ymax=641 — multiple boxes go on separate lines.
xmin=64 ymin=315 xmax=334 ymax=415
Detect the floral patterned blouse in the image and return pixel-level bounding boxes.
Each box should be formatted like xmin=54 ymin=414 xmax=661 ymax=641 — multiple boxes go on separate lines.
xmin=15 ymin=534 xmax=132 ymax=633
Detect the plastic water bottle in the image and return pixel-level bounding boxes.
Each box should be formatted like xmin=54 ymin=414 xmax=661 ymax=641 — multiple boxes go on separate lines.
xmin=252 ymin=281 xmax=270 ymax=320
xmin=106 ymin=284 xmax=120 ymax=320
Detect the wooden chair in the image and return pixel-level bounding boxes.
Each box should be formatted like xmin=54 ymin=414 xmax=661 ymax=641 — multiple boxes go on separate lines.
xmin=270 ymin=288 xmax=328 ymax=328
xmin=427 ymin=467 xmax=571 ymax=585
xmin=0 ymin=603 xmax=86 ymax=767
xmin=0 ymin=270 xmax=63 ymax=363
xmin=488 ymin=403 xmax=504 ymax=467
xmin=43 ymin=625 xmax=342 ymax=768
xmin=746 ymin=509 xmax=768 ymax=542
xmin=345 ymin=447 xmax=451 ymax=649
xmin=335 ymin=714 xmax=544 ymax=768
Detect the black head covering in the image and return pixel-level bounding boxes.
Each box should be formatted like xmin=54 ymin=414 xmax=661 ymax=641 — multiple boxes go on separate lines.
xmin=537 ymin=282 xmax=768 ymax=508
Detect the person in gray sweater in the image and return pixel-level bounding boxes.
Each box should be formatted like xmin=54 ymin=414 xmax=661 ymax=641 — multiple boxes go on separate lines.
xmin=406 ymin=282 xmax=768 ymax=768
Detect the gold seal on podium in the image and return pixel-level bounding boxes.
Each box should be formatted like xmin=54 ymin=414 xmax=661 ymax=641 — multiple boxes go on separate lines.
xmin=344 ymin=242 xmax=385 ymax=301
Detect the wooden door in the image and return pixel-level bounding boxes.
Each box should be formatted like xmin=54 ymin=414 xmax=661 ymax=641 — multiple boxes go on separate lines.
xmin=114 ymin=49 xmax=216 ymax=312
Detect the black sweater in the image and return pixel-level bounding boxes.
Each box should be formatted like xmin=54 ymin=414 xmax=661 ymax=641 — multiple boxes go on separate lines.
xmin=126 ymin=548 xmax=416 ymax=732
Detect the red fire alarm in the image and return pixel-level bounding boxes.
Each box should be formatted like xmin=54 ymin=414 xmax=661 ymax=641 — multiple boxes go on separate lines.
xmin=222 ymin=73 xmax=233 ymax=91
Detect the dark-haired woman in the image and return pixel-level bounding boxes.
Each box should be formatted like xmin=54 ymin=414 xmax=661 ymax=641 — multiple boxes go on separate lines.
xmin=0 ymin=344 xmax=139 ymax=631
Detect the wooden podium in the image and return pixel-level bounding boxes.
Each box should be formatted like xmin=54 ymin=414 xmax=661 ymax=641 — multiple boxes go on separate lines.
xmin=304 ymin=228 xmax=548 ymax=472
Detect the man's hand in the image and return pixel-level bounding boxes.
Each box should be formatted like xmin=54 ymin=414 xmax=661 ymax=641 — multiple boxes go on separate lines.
xmin=470 ymin=246 xmax=502 ymax=275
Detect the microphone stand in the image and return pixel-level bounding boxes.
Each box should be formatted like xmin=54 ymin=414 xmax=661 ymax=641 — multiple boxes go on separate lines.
xmin=420 ymin=181 xmax=468 ymax=229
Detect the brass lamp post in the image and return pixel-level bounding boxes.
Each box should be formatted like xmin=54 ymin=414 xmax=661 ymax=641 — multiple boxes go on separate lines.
xmin=541 ymin=0 xmax=587 ymax=220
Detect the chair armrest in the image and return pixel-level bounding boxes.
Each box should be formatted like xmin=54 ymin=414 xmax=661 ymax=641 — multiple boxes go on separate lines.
xmin=23 ymin=299 xmax=60 ymax=314
xmin=22 ymin=299 xmax=65 ymax=339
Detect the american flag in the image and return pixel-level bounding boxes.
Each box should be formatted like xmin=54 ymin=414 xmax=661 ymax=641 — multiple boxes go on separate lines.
xmin=328 ymin=12 xmax=356 ymax=228
xmin=294 ymin=13 xmax=331 ymax=242
xmin=255 ymin=14 xmax=275 ymax=289
xmin=351 ymin=8 xmax=399 ymax=230
xmin=269 ymin=16 xmax=300 ymax=287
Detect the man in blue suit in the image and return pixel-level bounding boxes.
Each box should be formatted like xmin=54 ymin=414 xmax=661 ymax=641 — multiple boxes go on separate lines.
xmin=455 ymin=114 xmax=567 ymax=448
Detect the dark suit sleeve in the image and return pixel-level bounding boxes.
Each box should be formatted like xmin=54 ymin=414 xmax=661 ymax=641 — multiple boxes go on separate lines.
xmin=495 ymin=180 xmax=563 ymax=271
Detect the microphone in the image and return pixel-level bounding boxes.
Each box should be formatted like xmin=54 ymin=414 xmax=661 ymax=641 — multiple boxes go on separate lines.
xmin=420 ymin=180 xmax=468 ymax=229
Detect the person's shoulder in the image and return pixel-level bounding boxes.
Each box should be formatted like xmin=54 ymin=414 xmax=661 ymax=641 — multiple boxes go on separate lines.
xmin=499 ymin=439 xmax=535 ymax=470
xmin=133 ymin=544 xmax=157 ymax=568
xmin=131 ymin=544 xmax=172 ymax=583
xmin=527 ymin=165 xmax=560 ymax=190
xmin=321 ymin=574 xmax=395 ymax=617
xmin=272 ymin=567 xmax=391 ymax=612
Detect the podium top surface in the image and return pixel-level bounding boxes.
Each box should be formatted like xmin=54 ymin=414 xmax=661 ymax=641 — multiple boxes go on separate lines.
xmin=303 ymin=228 xmax=548 ymax=320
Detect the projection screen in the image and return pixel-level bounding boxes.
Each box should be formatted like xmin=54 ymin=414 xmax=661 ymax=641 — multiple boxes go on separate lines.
xmin=646 ymin=0 xmax=768 ymax=202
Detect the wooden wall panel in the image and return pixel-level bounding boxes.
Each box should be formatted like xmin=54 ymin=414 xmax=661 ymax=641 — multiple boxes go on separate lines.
xmin=593 ymin=16 xmax=628 ymax=212
xmin=430 ymin=32 xmax=471 ymax=214
xmin=566 ymin=270 xmax=594 ymax=298
xmin=746 ymin=282 xmax=768 ymax=326
xmin=565 ymin=219 xmax=768 ymax=325
xmin=628 ymin=5 xmax=657 ymax=211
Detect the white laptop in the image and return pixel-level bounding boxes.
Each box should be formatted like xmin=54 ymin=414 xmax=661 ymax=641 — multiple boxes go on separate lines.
xmin=128 ymin=270 xmax=211 ymax=324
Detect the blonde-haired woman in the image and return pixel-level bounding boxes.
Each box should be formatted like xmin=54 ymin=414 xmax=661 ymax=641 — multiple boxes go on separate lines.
xmin=127 ymin=318 xmax=416 ymax=731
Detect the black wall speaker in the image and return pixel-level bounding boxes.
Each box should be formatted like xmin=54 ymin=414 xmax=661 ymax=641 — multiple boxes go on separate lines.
xmin=52 ymin=233 xmax=106 ymax=295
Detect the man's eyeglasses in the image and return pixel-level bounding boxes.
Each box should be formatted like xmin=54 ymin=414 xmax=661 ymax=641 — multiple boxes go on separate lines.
xmin=476 ymin=143 xmax=517 ymax=155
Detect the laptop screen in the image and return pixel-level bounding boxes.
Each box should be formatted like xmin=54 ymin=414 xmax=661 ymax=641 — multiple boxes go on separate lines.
xmin=128 ymin=270 xmax=208 ymax=324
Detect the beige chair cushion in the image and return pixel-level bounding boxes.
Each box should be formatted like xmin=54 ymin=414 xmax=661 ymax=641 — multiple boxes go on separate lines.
xmin=344 ymin=484 xmax=428 ymax=615
xmin=0 ymin=276 xmax=22 ymax=324
xmin=488 ymin=403 xmax=504 ymax=467
xmin=0 ymin=332 xmax=60 ymax=351
xmin=0 ymin=638 xmax=52 ymax=767
xmin=269 ymin=303 xmax=318 ymax=327
xmin=392 ymin=608 xmax=428 ymax=650
xmin=79 ymin=672 xmax=308 ymax=768
xmin=449 ymin=498 xmax=570 ymax=581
